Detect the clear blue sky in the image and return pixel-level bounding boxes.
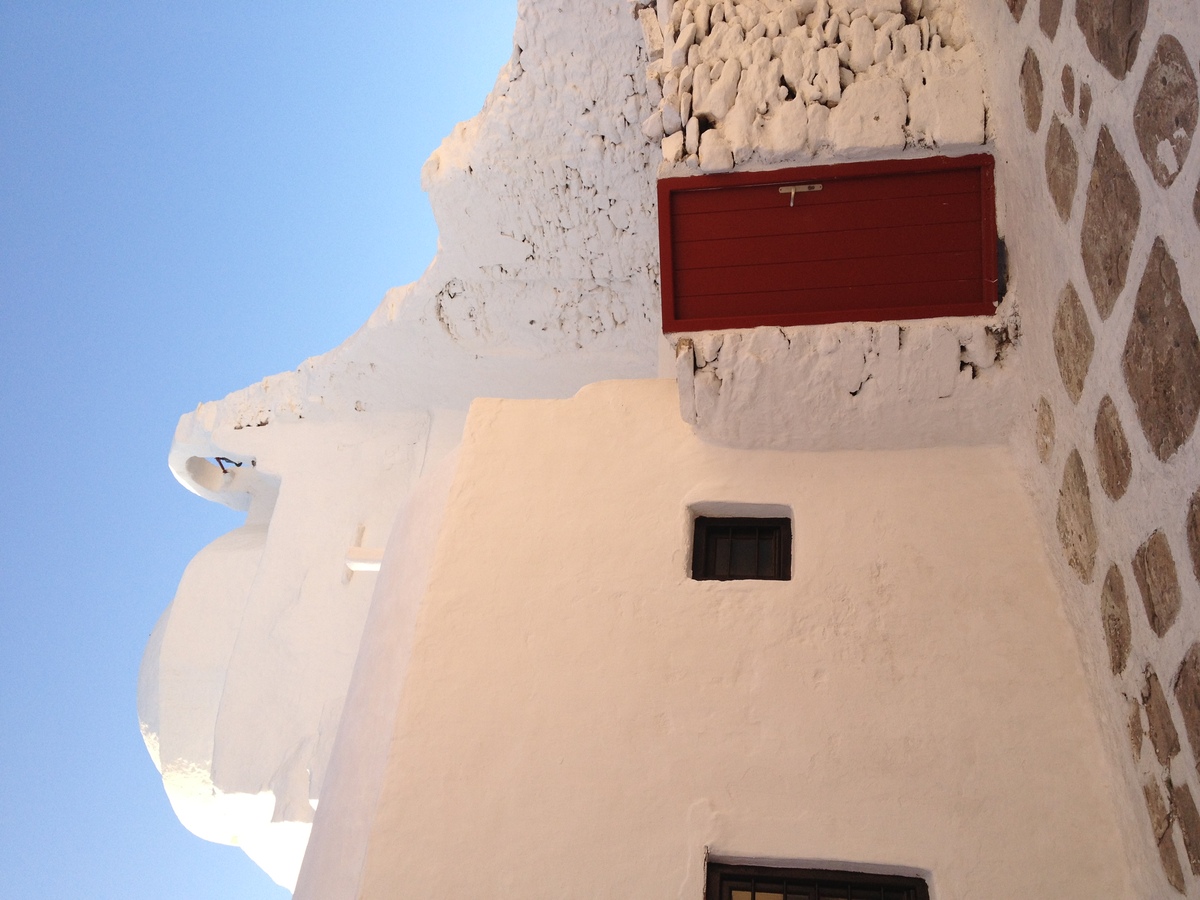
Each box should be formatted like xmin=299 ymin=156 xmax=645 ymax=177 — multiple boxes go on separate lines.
xmin=0 ymin=3 xmax=515 ymax=896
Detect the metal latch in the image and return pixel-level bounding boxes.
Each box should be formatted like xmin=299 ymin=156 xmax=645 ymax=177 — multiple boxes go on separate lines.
xmin=778 ymin=183 xmax=823 ymax=206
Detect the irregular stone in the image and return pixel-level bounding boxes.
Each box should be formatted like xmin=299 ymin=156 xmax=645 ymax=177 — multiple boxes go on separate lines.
xmin=846 ymin=14 xmax=875 ymax=73
xmin=1062 ymin=65 xmax=1075 ymax=113
xmin=1188 ymin=487 xmax=1200 ymax=589
xmin=1080 ymin=83 xmax=1092 ymax=127
xmin=685 ymin=115 xmax=700 ymax=156
xmin=1036 ymin=396 xmax=1055 ymax=464
xmin=1057 ymin=449 xmax=1098 ymax=583
xmin=1020 ymin=48 xmax=1043 ymax=132
xmin=1123 ymin=238 xmax=1200 ymax=460
xmin=1053 ymin=283 xmax=1093 ymax=403
xmin=1145 ymin=780 xmax=1188 ymax=891
xmin=1095 ymin=395 xmax=1132 ymax=500
xmin=1195 ymin=175 xmax=1200 ymax=227
xmin=1147 ymin=779 xmax=1172 ymax=841
xmin=1134 ymin=35 xmax=1198 ymax=188
xmin=639 ymin=7 xmax=665 ymax=59
xmin=695 ymin=56 xmax=740 ymax=121
xmin=1045 ymin=116 xmax=1078 ymax=220
xmin=906 ymin=52 xmax=985 ymax=145
xmin=1081 ymin=127 xmax=1141 ymax=319
xmin=671 ymin=21 xmax=698 ymax=68
xmin=1005 ymin=0 xmax=1027 ymax=22
xmin=1145 ymin=666 xmax=1182 ymax=765
xmin=1132 ymin=696 xmax=1146 ymax=760
xmin=1102 ymin=564 xmax=1132 ymax=674
xmin=828 ymin=77 xmax=906 ymax=150
xmin=1134 ymin=530 xmax=1182 ymax=637
xmin=1177 ymin=645 xmax=1200 ymax=772
xmin=1174 ymin=783 xmax=1200 ymax=875
xmin=1040 ymin=0 xmax=1063 ymax=38
xmin=697 ymin=129 xmax=733 ymax=172
xmin=1075 ymin=0 xmax=1148 ymax=79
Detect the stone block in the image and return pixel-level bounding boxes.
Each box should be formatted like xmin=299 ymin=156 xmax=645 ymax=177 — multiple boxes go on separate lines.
xmin=1039 ymin=0 xmax=1063 ymax=38
xmin=1134 ymin=36 xmax=1197 ymax=188
xmin=1176 ymin=644 xmax=1200 ymax=773
xmin=1101 ymin=564 xmax=1131 ymax=674
xmin=1094 ymin=395 xmax=1132 ymax=500
xmin=1134 ymin=530 xmax=1182 ymax=638
xmin=1173 ymin=782 xmax=1200 ymax=875
xmin=1057 ymin=449 xmax=1098 ymax=583
xmin=1145 ymin=666 xmax=1182 ymax=765
xmin=1045 ymin=115 xmax=1078 ymax=220
xmin=1145 ymin=779 xmax=1187 ymax=892
xmin=1187 ymin=487 xmax=1200 ymax=589
xmin=1122 ymin=238 xmax=1200 ymax=461
xmin=1019 ymin=48 xmax=1043 ymax=133
xmin=1080 ymin=83 xmax=1092 ymax=127
xmin=1081 ymin=127 xmax=1140 ymax=320
xmin=1062 ymin=65 xmax=1075 ymax=113
xmin=1005 ymin=0 xmax=1027 ymax=21
xmin=1131 ymin=696 xmax=1146 ymax=760
xmin=1053 ymin=282 xmax=1093 ymax=403
xmin=1036 ymin=396 xmax=1055 ymax=464
xmin=1075 ymin=0 xmax=1148 ymax=79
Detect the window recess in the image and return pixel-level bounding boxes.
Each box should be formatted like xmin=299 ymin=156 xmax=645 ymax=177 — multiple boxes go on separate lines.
xmin=692 ymin=516 xmax=791 ymax=581
xmin=706 ymin=862 xmax=929 ymax=900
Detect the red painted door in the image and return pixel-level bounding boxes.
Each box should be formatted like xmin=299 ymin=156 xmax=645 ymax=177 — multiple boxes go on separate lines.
xmin=658 ymin=154 xmax=998 ymax=332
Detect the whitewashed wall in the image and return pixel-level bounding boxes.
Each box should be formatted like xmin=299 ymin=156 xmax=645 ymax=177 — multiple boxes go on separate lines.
xmin=349 ymin=379 xmax=1133 ymax=899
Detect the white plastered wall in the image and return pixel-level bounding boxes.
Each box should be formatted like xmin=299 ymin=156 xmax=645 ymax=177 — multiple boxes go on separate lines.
xmin=352 ymin=378 xmax=1134 ymax=899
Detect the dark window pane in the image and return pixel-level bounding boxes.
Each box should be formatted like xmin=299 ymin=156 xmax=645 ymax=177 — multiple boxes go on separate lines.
xmin=758 ymin=533 xmax=778 ymax=577
xmin=730 ymin=531 xmax=758 ymax=577
xmin=693 ymin=517 xmax=791 ymax=581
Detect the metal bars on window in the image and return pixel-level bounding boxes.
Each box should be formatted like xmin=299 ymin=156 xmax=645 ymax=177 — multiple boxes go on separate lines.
xmin=692 ymin=517 xmax=791 ymax=581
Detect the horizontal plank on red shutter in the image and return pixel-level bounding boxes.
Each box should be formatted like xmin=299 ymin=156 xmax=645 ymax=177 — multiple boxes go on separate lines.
xmin=674 ymin=279 xmax=992 ymax=327
xmin=669 ymin=191 xmax=981 ymax=243
xmin=672 ymin=220 xmax=979 ymax=270
xmin=670 ymin=167 xmax=981 ymax=215
xmin=675 ymin=249 xmax=982 ymax=297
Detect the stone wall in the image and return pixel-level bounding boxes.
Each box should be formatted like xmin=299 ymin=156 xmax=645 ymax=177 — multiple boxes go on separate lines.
xmin=994 ymin=0 xmax=1200 ymax=891
xmin=636 ymin=0 xmax=987 ymax=170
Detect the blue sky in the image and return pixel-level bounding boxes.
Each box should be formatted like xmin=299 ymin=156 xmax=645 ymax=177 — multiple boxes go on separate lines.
xmin=0 ymin=3 xmax=515 ymax=896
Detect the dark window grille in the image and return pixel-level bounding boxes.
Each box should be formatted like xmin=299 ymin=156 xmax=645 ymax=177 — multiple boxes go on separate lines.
xmin=692 ymin=517 xmax=791 ymax=581
xmin=706 ymin=863 xmax=929 ymax=900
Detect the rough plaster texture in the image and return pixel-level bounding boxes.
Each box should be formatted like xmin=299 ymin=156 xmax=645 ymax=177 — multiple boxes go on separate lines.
xmin=354 ymin=379 xmax=1133 ymax=899
xmin=674 ymin=314 xmax=1018 ymax=450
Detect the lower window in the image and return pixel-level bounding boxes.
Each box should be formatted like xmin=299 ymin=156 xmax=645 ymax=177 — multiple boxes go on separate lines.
xmin=706 ymin=863 xmax=929 ymax=900
xmin=692 ymin=516 xmax=791 ymax=581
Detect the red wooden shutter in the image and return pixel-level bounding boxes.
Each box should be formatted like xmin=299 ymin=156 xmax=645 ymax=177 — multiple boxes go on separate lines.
xmin=658 ymin=154 xmax=998 ymax=332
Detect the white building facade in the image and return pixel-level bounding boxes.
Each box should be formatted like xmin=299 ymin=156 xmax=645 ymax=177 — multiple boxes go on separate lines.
xmin=140 ymin=0 xmax=1200 ymax=896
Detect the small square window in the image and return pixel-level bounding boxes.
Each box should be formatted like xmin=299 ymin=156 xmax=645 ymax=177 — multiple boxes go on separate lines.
xmin=692 ymin=516 xmax=791 ymax=581
xmin=706 ymin=863 xmax=928 ymax=900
